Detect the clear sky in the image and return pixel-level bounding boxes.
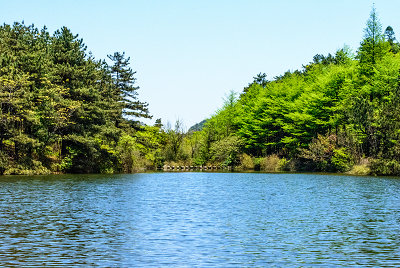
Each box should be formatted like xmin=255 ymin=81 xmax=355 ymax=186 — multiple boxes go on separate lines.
xmin=2 ymin=0 xmax=400 ymax=128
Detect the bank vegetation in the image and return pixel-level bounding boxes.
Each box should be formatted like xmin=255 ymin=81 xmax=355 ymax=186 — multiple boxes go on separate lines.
xmin=1 ymin=7 xmax=400 ymax=176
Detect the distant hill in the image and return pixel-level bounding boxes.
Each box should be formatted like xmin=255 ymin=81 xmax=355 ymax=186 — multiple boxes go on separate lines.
xmin=188 ymin=119 xmax=207 ymax=133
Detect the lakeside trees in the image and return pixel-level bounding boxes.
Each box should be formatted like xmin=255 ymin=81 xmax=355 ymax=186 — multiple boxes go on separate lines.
xmin=0 ymin=23 xmax=160 ymax=174
xmin=171 ymin=7 xmax=400 ymax=175
xmin=2 ymin=7 xmax=400 ymax=175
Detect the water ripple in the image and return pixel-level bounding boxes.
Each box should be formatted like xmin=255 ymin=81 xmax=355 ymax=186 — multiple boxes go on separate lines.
xmin=0 ymin=173 xmax=400 ymax=266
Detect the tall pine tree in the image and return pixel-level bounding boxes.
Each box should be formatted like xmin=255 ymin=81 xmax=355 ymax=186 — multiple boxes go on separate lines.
xmin=357 ymin=6 xmax=389 ymax=71
xmin=107 ymin=52 xmax=151 ymax=127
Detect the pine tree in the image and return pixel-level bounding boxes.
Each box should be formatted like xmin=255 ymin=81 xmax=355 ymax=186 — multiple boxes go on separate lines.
xmin=357 ymin=6 xmax=389 ymax=69
xmin=384 ymin=26 xmax=399 ymax=53
xmin=107 ymin=52 xmax=151 ymax=125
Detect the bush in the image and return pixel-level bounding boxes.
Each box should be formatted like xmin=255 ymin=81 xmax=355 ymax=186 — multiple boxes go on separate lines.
xmin=347 ymin=164 xmax=370 ymax=175
xmin=0 ymin=150 xmax=8 ymax=175
xmin=209 ymin=135 xmax=243 ymax=166
xmin=60 ymin=146 xmax=78 ymax=172
xmin=239 ymin=153 xmax=255 ymax=170
xmin=117 ymin=134 xmax=149 ymax=173
xmin=279 ymin=157 xmax=290 ymax=171
xmin=260 ymin=155 xmax=281 ymax=172
xmin=301 ymin=134 xmax=353 ymax=172
xmin=4 ymin=160 xmax=51 ymax=175
xmin=331 ymin=148 xmax=352 ymax=172
xmin=370 ymin=158 xmax=400 ymax=176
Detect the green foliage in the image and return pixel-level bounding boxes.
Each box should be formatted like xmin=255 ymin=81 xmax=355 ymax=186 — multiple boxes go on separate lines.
xmin=348 ymin=162 xmax=370 ymax=176
xmin=60 ymin=146 xmax=78 ymax=172
xmin=3 ymin=7 xmax=400 ymax=175
xmin=0 ymin=150 xmax=8 ymax=175
xmin=384 ymin=26 xmax=400 ymax=53
xmin=357 ymin=6 xmax=390 ymax=80
xmin=209 ymin=135 xmax=243 ymax=166
xmin=116 ymin=134 xmax=145 ymax=173
xmin=259 ymin=155 xmax=281 ymax=172
xmin=331 ymin=148 xmax=352 ymax=172
xmin=187 ymin=6 xmax=400 ymax=175
xmin=239 ymin=153 xmax=255 ymax=170
xmin=108 ymin=52 xmax=151 ymax=124
xmin=134 ymin=125 xmax=166 ymax=168
xmin=163 ymin=120 xmax=186 ymax=162
xmin=370 ymin=158 xmax=400 ymax=176
xmin=0 ymin=22 xmax=156 ymax=174
xmin=300 ymin=134 xmax=352 ymax=172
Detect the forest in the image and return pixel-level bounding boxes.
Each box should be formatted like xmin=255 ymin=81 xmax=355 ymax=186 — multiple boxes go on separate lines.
xmin=2 ymin=7 xmax=400 ymax=176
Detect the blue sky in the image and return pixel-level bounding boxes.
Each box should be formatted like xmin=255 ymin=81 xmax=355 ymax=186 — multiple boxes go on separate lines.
xmin=2 ymin=0 xmax=400 ymax=128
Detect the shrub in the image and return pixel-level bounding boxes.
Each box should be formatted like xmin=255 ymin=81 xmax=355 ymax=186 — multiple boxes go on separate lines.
xmin=260 ymin=154 xmax=281 ymax=172
xmin=347 ymin=164 xmax=370 ymax=175
xmin=209 ymin=135 xmax=243 ymax=166
xmin=0 ymin=150 xmax=8 ymax=175
xmin=331 ymin=148 xmax=352 ymax=172
xmin=301 ymin=134 xmax=354 ymax=172
xmin=278 ymin=157 xmax=290 ymax=171
xmin=4 ymin=160 xmax=51 ymax=175
xmin=60 ymin=146 xmax=78 ymax=172
xmin=116 ymin=134 xmax=148 ymax=173
xmin=239 ymin=153 xmax=255 ymax=170
xmin=370 ymin=158 xmax=400 ymax=176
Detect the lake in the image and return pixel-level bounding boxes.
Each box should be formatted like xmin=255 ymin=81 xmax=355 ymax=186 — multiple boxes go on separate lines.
xmin=0 ymin=172 xmax=399 ymax=266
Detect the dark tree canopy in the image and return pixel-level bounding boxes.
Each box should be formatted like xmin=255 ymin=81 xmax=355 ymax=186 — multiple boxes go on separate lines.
xmin=0 ymin=22 xmax=157 ymax=175
xmin=384 ymin=26 xmax=399 ymax=53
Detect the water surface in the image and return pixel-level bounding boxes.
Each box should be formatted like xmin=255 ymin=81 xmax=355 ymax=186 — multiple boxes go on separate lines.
xmin=0 ymin=173 xmax=400 ymax=266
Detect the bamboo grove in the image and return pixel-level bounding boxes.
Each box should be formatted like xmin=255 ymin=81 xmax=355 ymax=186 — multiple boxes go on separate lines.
xmin=2 ymin=7 xmax=400 ymax=175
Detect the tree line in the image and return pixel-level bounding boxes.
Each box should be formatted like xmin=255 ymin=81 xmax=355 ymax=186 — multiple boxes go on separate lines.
xmin=2 ymin=7 xmax=400 ymax=175
xmin=165 ymin=7 xmax=400 ymax=176
xmin=0 ymin=22 xmax=162 ymax=174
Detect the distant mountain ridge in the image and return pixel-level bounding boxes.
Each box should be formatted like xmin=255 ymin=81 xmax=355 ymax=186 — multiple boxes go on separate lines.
xmin=188 ymin=119 xmax=207 ymax=133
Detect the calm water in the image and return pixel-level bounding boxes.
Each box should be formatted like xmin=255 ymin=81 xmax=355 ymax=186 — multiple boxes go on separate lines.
xmin=0 ymin=172 xmax=400 ymax=267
